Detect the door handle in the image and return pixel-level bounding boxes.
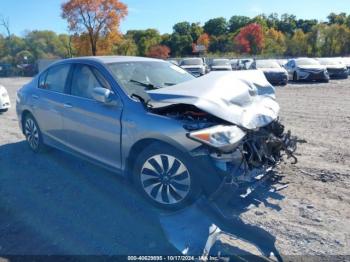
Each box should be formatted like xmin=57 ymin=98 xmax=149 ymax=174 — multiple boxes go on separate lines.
xmin=63 ymin=103 xmax=73 ymax=108
xmin=32 ymin=94 xmax=39 ymax=99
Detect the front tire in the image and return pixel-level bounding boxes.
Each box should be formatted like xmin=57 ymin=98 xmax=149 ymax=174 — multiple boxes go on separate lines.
xmin=24 ymin=114 xmax=45 ymax=153
xmin=133 ymin=143 xmax=201 ymax=210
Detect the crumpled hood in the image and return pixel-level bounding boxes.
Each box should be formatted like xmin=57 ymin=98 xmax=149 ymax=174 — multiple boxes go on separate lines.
xmin=147 ymin=70 xmax=280 ymax=130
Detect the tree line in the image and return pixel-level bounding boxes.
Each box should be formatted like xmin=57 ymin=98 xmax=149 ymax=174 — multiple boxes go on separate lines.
xmin=1 ymin=0 xmax=350 ymax=71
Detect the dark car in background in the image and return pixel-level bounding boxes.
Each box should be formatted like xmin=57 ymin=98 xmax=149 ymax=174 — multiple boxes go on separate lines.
xmin=209 ymin=59 xmax=232 ymax=71
xmin=285 ymin=58 xmax=329 ymax=82
xmin=250 ymin=59 xmax=288 ymax=86
xmin=316 ymin=58 xmax=348 ymax=79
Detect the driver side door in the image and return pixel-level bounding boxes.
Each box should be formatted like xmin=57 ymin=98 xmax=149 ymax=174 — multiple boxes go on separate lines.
xmin=62 ymin=63 xmax=123 ymax=170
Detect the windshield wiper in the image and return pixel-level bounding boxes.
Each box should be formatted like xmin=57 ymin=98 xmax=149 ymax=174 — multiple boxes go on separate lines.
xmin=130 ymin=79 xmax=159 ymax=90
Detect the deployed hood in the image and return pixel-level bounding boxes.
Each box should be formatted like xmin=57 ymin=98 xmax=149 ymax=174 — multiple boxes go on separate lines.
xmin=147 ymin=70 xmax=279 ymax=130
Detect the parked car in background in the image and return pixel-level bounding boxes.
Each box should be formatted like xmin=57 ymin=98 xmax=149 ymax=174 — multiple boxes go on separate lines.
xmin=179 ymin=58 xmax=207 ymax=76
xmin=285 ymin=58 xmax=329 ymax=82
xmin=276 ymin=59 xmax=288 ymax=68
xmin=316 ymin=58 xmax=348 ymax=79
xmin=0 ymin=85 xmax=11 ymax=112
xmin=230 ymin=59 xmax=240 ymax=70
xmin=237 ymin=58 xmax=254 ymax=70
xmin=209 ymin=59 xmax=232 ymax=71
xmin=16 ymin=56 xmax=297 ymax=210
xmin=341 ymin=57 xmax=350 ymax=75
xmin=250 ymin=59 xmax=288 ymax=86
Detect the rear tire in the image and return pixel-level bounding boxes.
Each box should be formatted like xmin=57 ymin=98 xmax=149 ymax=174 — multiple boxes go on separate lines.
xmin=133 ymin=143 xmax=201 ymax=210
xmin=23 ymin=114 xmax=45 ymax=153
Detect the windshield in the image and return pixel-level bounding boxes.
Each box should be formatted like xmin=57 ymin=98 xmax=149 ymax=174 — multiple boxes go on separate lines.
xmin=180 ymin=58 xmax=203 ymax=66
xmin=212 ymin=59 xmax=230 ymax=66
xmin=107 ymin=61 xmax=195 ymax=96
xmin=296 ymin=58 xmax=320 ymax=66
xmin=255 ymin=60 xmax=280 ymax=69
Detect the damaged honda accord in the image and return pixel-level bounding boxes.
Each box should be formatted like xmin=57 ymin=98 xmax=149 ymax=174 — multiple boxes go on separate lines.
xmin=16 ymin=56 xmax=298 ymax=210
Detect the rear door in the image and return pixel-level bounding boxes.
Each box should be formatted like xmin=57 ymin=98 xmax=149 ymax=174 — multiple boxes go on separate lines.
xmin=61 ymin=63 xmax=123 ymax=169
xmin=32 ymin=63 xmax=71 ymax=144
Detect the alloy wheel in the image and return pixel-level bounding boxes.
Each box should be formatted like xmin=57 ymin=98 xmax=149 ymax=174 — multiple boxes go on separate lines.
xmin=140 ymin=154 xmax=191 ymax=205
xmin=25 ymin=118 xmax=39 ymax=150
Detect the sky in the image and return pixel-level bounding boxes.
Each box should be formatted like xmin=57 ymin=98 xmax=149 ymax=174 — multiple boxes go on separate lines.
xmin=0 ymin=0 xmax=349 ymax=36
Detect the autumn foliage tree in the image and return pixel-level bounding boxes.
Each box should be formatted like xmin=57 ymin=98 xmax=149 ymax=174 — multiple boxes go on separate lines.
xmin=197 ymin=33 xmax=210 ymax=48
xmin=61 ymin=0 xmax=127 ymax=56
xmin=146 ymin=45 xmax=170 ymax=59
xmin=234 ymin=23 xmax=264 ymax=54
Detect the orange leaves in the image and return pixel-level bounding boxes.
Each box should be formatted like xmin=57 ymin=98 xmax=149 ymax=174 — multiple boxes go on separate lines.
xmin=197 ymin=33 xmax=210 ymax=48
xmin=61 ymin=0 xmax=127 ymax=55
xmin=146 ymin=45 xmax=171 ymax=59
xmin=234 ymin=23 xmax=264 ymax=54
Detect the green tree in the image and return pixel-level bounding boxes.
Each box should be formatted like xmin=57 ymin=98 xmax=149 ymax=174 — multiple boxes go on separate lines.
xmin=113 ymin=37 xmax=137 ymax=55
xmin=286 ymin=29 xmax=308 ymax=56
xmin=173 ymin=22 xmax=191 ymax=35
xmin=126 ymin=29 xmax=161 ymax=56
xmin=296 ymin=19 xmax=318 ymax=33
xmin=277 ymin=14 xmax=297 ymax=35
xmin=204 ymin=17 xmax=228 ymax=36
xmin=228 ymin=15 xmax=250 ymax=33
xmin=264 ymin=28 xmax=286 ymax=55
xmin=190 ymin=22 xmax=203 ymax=42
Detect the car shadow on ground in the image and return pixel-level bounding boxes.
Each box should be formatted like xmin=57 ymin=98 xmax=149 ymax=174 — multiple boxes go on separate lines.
xmin=0 ymin=141 xmax=285 ymax=260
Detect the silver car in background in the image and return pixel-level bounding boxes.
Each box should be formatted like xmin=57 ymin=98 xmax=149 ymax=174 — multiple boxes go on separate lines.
xmin=285 ymin=58 xmax=329 ymax=82
xmin=316 ymin=58 xmax=348 ymax=79
xmin=16 ymin=56 xmax=298 ymax=210
xmin=179 ymin=58 xmax=207 ymax=76
xmin=209 ymin=59 xmax=232 ymax=71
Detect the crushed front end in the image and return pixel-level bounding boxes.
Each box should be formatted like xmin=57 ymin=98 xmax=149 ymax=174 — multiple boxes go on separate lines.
xmin=199 ymin=120 xmax=299 ymax=200
xmin=147 ymin=71 xmax=301 ymax=200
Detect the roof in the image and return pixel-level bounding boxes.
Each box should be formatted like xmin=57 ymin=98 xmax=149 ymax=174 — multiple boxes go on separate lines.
xmin=65 ymin=56 xmax=162 ymax=64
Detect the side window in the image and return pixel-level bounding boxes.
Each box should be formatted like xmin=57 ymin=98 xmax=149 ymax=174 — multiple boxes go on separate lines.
xmin=70 ymin=65 xmax=109 ymax=99
xmin=42 ymin=64 xmax=71 ymax=93
xmin=38 ymin=71 xmax=48 ymax=89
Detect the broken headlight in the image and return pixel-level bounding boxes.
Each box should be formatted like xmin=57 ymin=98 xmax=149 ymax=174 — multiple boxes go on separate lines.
xmin=188 ymin=125 xmax=246 ymax=152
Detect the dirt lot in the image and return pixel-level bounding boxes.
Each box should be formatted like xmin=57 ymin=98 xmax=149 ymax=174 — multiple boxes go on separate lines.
xmin=0 ymin=77 xmax=349 ymax=258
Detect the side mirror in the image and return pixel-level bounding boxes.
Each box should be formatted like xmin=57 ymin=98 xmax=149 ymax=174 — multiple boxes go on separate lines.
xmin=92 ymin=87 xmax=117 ymax=106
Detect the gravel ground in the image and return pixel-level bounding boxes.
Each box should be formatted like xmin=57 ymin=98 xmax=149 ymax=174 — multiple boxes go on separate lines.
xmin=0 ymin=77 xmax=349 ymax=258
